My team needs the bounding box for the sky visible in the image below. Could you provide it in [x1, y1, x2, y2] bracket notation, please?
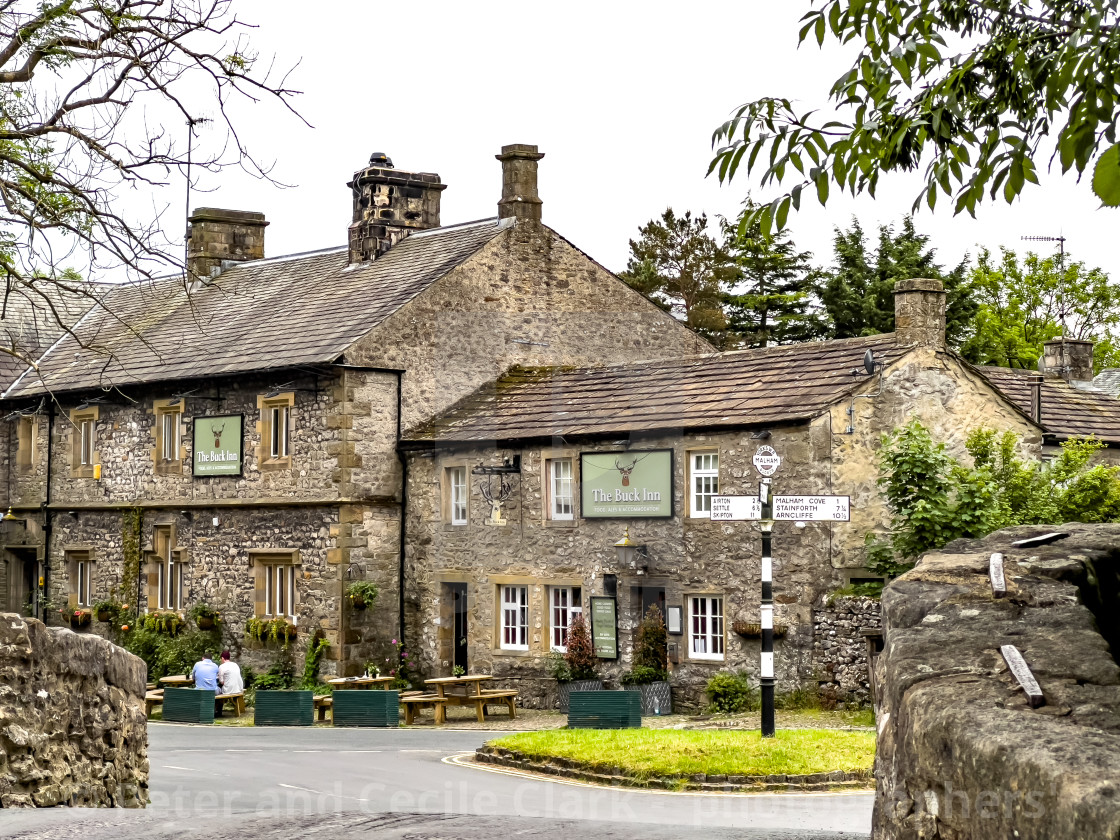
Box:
[173, 0, 1118, 279]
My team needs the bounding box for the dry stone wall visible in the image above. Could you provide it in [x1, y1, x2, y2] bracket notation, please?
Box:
[0, 613, 147, 808]
[873, 524, 1120, 839]
[812, 595, 880, 704]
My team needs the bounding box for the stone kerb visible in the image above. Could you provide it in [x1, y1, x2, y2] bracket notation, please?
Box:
[0, 613, 149, 808]
[872, 524, 1120, 839]
[474, 745, 869, 792]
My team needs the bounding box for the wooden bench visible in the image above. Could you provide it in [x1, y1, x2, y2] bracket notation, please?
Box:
[400, 693, 448, 725]
[477, 689, 518, 720]
[144, 689, 164, 718]
[216, 691, 246, 717]
[313, 694, 333, 722]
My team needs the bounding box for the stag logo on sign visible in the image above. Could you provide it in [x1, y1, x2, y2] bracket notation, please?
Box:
[210, 421, 225, 449]
[614, 455, 638, 486]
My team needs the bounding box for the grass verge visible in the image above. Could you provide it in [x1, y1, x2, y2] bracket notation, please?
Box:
[489, 728, 875, 780]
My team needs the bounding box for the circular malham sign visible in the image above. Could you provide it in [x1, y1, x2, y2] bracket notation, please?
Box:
[753, 445, 781, 476]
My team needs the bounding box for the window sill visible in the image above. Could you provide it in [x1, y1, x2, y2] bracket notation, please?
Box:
[542, 519, 577, 529]
[154, 461, 184, 476]
[687, 655, 726, 664]
[494, 647, 532, 657]
[260, 458, 293, 472]
[70, 466, 97, 479]
[441, 522, 469, 532]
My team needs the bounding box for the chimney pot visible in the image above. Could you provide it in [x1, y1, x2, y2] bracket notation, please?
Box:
[187, 207, 268, 283]
[893, 278, 946, 350]
[496, 143, 544, 222]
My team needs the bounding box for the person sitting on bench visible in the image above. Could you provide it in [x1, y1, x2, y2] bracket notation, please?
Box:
[216, 650, 244, 717]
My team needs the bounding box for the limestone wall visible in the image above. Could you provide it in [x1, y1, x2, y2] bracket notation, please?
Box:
[873, 524, 1120, 839]
[404, 425, 845, 709]
[812, 595, 880, 703]
[830, 347, 1041, 569]
[0, 613, 148, 807]
[345, 218, 714, 432]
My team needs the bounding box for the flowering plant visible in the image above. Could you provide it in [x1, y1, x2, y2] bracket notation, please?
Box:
[384, 638, 414, 690]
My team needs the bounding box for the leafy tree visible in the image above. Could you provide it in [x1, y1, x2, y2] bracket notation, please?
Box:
[619, 208, 735, 342]
[870, 420, 1120, 576]
[814, 216, 974, 342]
[710, 1, 1120, 236]
[0, 1, 302, 370]
[960, 248, 1120, 372]
[721, 201, 824, 347]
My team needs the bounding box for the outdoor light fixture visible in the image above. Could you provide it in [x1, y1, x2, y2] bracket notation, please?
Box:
[2, 506, 25, 526]
[614, 527, 650, 575]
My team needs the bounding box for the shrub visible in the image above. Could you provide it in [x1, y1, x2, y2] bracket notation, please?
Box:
[545, 649, 572, 683]
[564, 614, 598, 681]
[119, 627, 221, 682]
[623, 604, 668, 684]
[705, 671, 756, 714]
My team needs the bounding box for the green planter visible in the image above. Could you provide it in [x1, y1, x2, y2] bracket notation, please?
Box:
[163, 687, 215, 724]
[568, 690, 642, 729]
[333, 690, 399, 727]
[254, 690, 314, 726]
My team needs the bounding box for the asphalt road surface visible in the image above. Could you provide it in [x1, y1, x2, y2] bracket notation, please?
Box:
[0, 724, 873, 839]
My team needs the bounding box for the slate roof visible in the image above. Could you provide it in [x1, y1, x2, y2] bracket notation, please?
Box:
[978, 366, 1120, 443]
[404, 334, 905, 444]
[1093, 368, 1120, 397]
[0, 282, 99, 390]
[4, 219, 505, 397]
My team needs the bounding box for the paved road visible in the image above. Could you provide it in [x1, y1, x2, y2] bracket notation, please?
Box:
[0, 725, 873, 839]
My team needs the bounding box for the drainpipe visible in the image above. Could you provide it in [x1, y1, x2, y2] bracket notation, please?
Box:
[395, 371, 406, 647]
[40, 401, 54, 622]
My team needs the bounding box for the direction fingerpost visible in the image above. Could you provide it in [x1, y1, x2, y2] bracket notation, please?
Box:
[759, 476, 775, 738]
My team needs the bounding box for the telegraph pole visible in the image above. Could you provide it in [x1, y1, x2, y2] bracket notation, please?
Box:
[759, 476, 775, 737]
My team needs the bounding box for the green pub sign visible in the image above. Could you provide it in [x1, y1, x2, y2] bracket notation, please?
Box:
[580, 449, 673, 518]
[589, 596, 618, 660]
[192, 414, 243, 477]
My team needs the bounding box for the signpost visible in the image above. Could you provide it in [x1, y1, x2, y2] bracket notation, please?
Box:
[711, 494, 850, 522]
[717, 444, 854, 737]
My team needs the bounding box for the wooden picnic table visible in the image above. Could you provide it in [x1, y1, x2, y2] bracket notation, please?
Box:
[159, 675, 194, 687]
[415, 675, 517, 724]
[326, 676, 396, 690]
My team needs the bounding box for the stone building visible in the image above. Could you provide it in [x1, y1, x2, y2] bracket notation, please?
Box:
[397, 279, 1108, 708]
[0, 145, 710, 677]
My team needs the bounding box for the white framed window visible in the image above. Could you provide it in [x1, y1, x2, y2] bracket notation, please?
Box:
[270, 405, 290, 459]
[75, 559, 93, 607]
[160, 411, 180, 462]
[79, 419, 95, 466]
[500, 585, 528, 650]
[550, 586, 582, 651]
[550, 458, 574, 520]
[265, 563, 297, 619]
[157, 555, 185, 611]
[689, 596, 725, 660]
[690, 452, 719, 517]
[449, 466, 468, 525]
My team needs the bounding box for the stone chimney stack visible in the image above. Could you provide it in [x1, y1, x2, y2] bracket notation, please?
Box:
[1041, 338, 1094, 384]
[496, 144, 544, 222]
[348, 153, 446, 264]
[893, 278, 947, 350]
[187, 208, 268, 282]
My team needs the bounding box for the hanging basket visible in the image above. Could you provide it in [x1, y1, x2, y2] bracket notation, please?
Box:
[732, 621, 788, 639]
[69, 611, 92, 629]
[96, 609, 114, 623]
[197, 616, 216, 630]
[348, 595, 369, 611]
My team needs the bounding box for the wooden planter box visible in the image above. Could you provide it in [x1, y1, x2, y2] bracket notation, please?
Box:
[333, 690, 399, 727]
[254, 690, 314, 726]
[568, 690, 642, 729]
[163, 687, 215, 724]
[557, 679, 603, 713]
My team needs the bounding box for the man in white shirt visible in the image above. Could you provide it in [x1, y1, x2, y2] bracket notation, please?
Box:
[216, 650, 244, 716]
